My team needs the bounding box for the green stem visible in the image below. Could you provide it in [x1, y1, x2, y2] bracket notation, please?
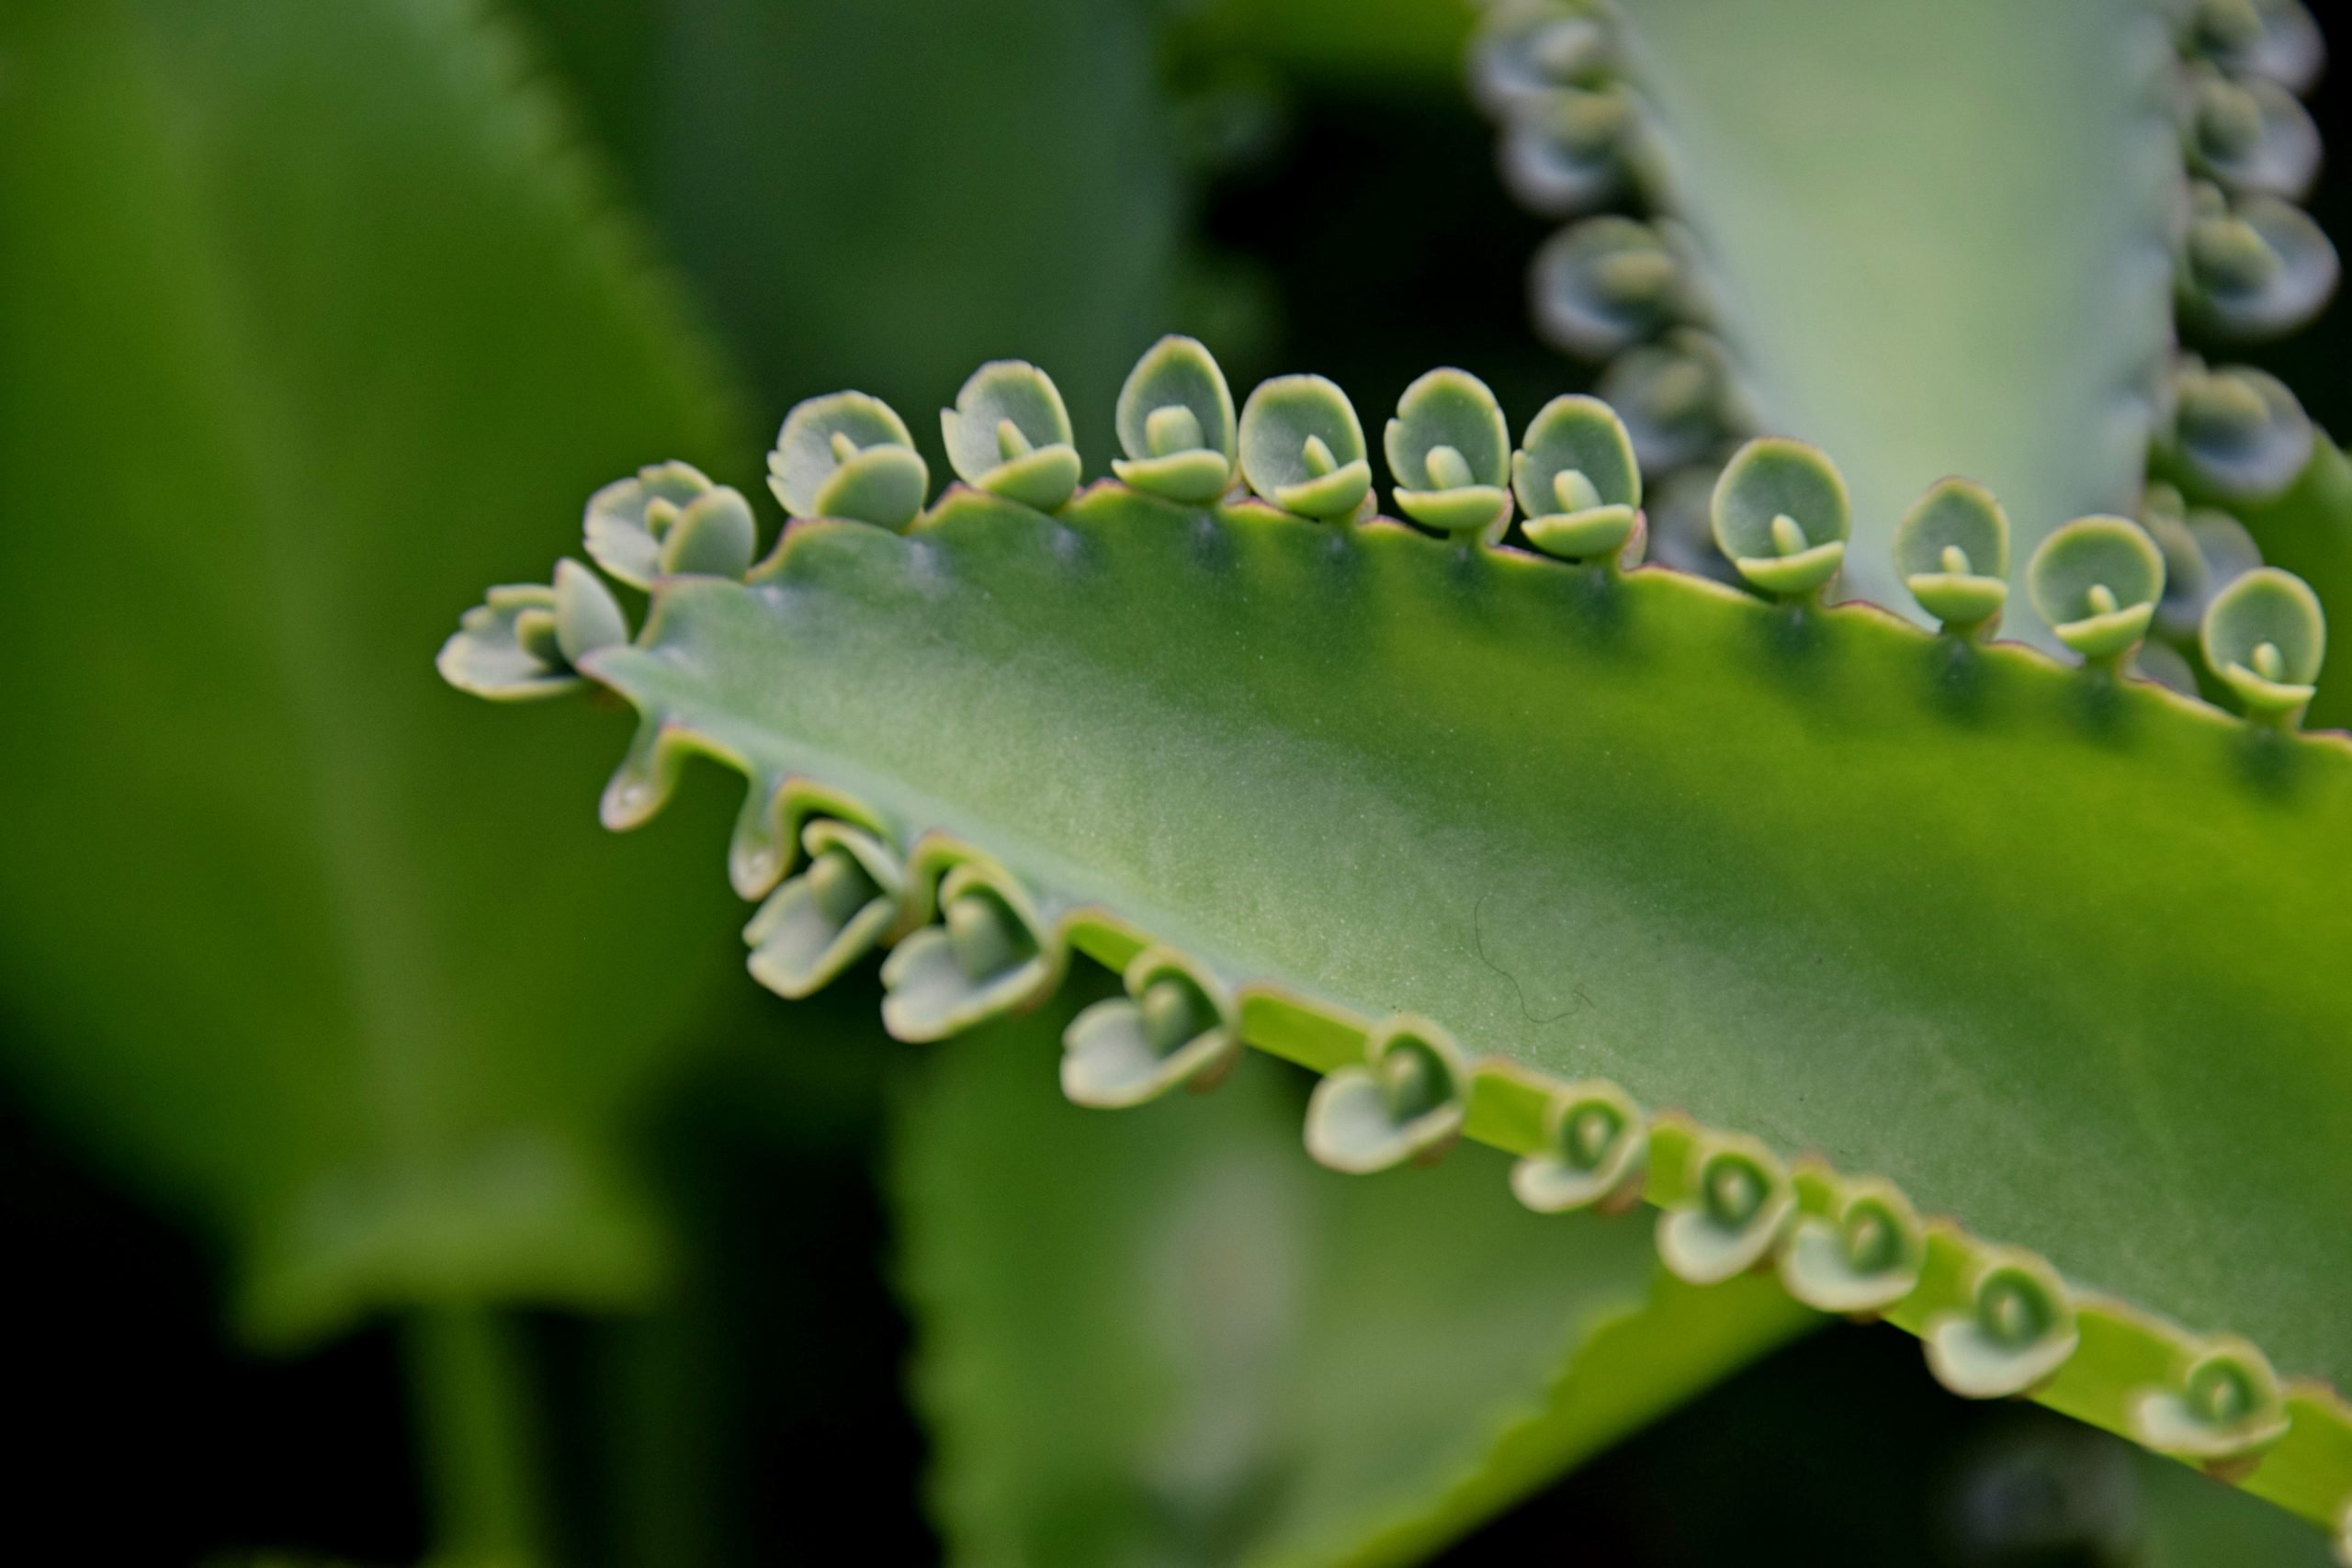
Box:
[405, 1306, 550, 1568]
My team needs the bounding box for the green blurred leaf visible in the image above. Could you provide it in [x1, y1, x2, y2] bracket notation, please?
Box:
[897, 983, 1813, 1566]
[0, 0, 748, 1344]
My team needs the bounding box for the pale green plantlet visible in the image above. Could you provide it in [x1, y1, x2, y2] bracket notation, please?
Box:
[1511, 392, 1643, 562]
[1110, 333, 1237, 502]
[1927, 1250, 2081, 1400]
[2179, 183, 2341, 340]
[2184, 0, 2324, 91]
[1530, 214, 1688, 357]
[941, 358, 1081, 512]
[583, 458, 717, 589]
[880, 860, 1057, 1043]
[2145, 484, 2265, 643]
[743, 818, 904, 1000]
[437, 582, 579, 701]
[2201, 565, 2327, 722]
[1655, 1133, 1792, 1288]
[2028, 515, 2167, 665]
[1498, 83, 1631, 216]
[1893, 477, 2012, 636]
[1509, 1079, 1647, 1213]
[1597, 327, 1735, 473]
[1385, 367, 1514, 537]
[1710, 434, 1849, 599]
[2184, 64, 2320, 197]
[2132, 1337, 2292, 1462]
[769, 389, 930, 531]
[655, 485, 758, 580]
[1779, 1175, 1927, 1318]
[1303, 1018, 1468, 1175]
[1059, 946, 1239, 1109]
[1238, 371, 1374, 520]
[2166, 359, 2315, 501]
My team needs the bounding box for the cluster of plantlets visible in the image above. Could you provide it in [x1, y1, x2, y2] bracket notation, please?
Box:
[1470, 0, 2338, 695]
[442, 330, 2352, 1544]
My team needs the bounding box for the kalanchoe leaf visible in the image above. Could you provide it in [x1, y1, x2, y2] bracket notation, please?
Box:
[1110, 334, 1237, 503]
[1238, 373, 1373, 521]
[553, 558, 628, 665]
[1894, 478, 2011, 636]
[583, 459, 715, 589]
[1385, 367, 1514, 538]
[2028, 516, 2166, 665]
[1512, 393, 1644, 562]
[2130, 1337, 2291, 1463]
[1532, 216, 1689, 357]
[768, 390, 930, 531]
[1657, 1133, 1793, 1287]
[2201, 566, 2326, 723]
[2165, 359, 2315, 502]
[1926, 1249, 2080, 1398]
[1779, 1176, 1926, 1317]
[2184, 65, 2321, 199]
[881, 861, 1059, 1043]
[1711, 436, 1849, 600]
[1597, 328, 1736, 474]
[2182, 0, 2325, 96]
[1468, 0, 1611, 118]
[1303, 1017, 1467, 1175]
[2145, 491, 2262, 644]
[941, 360, 1081, 512]
[744, 819, 904, 1000]
[2177, 184, 2339, 341]
[656, 485, 758, 580]
[1060, 947, 1239, 1110]
[1498, 85, 1631, 217]
[435, 582, 581, 701]
[1509, 1079, 1646, 1213]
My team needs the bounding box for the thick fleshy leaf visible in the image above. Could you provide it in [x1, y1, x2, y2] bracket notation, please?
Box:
[898, 986, 1814, 1567]
[0, 0, 746, 1342]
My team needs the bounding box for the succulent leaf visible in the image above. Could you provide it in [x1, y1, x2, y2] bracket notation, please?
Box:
[1656, 1132, 1794, 1287]
[769, 390, 929, 530]
[1238, 372, 1374, 520]
[881, 858, 1060, 1043]
[1510, 1079, 1648, 1213]
[1304, 1017, 1469, 1174]
[2178, 184, 2339, 341]
[1894, 478, 2011, 636]
[744, 819, 905, 1000]
[2027, 516, 2167, 664]
[942, 359, 1082, 512]
[1779, 1176, 1926, 1317]
[584, 459, 717, 588]
[437, 582, 582, 701]
[2165, 359, 2315, 502]
[1060, 947, 1240, 1109]
[1531, 215, 1688, 356]
[2130, 1336, 2291, 1462]
[1925, 1249, 2080, 1399]
[654, 486, 758, 580]
[2184, 65, 2322, 198]
[1513, 392, 1644, 562]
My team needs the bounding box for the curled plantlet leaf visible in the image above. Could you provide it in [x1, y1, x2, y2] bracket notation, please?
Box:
[2181, 0, 2324, 96]
[2201, 566, 2326, 725]
[655, 486, 757, 580]
[1893, 478, 2011, 637]
[744, 819, 904, 1000]
[1511, 393, 1642, 563]
[1656, 1133, 1793, 1287]
[2165, 359, 2314, 502]
[1238, 373, 1373, 522]
[1711, 436, 1849, 601]
[1925, 1248, 2079, 1398]
[1385, 368, 1514, 539]
[1111, 335, 1237, 504]
[2184, 65, 2320, 199]
[2143, 490, 2261, 644]
[583, 459, 717, 588]
[880, 861, 1057, 1042]
[1531, 217, 1688, 357]
[1778, 1176, 1925, 1317]
[1060, 947, 1239, 1109]
[941, 360, 1081, 512]
[768, 390, 930, 531]
[435, 560, 628, 701]
[2130, 1336, 2290, 1465]
[1508, 1079, 1645, 1213]
[1469, 0, 1611, 119]
[2177, 183, 2339, 341]
[1302, 1017, 1467, 1175]
[1597, 329, 1735, 474]
[2028, 517, 2165, 667]
[1498, 85, 1631, 217]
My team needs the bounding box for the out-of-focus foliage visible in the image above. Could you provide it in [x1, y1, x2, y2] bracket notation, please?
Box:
[0, 0, 748, 1345]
